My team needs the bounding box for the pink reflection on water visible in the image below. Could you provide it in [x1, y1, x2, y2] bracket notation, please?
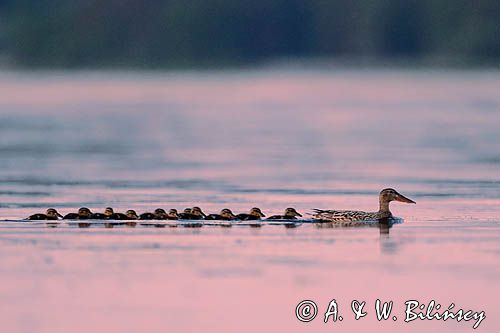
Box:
[0, 223, 498, 333]
[0, 70, 499, 332]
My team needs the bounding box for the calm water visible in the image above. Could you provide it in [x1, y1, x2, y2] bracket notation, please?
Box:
[0, 69, 499, 332]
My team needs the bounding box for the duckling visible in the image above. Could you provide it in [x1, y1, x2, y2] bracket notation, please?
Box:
[63, 207, 92, 220]
[126, 210, 138, 219]
[108, 210, 129, 220]
[205, 208, 236, 221]
[96, 207, 115, 228]
[178, 207, 206, 220]
[167, 209, 179, 220]
[90, 207, 114, 219]
[235, 207, 265, 221]
[28, 208, 63, 220]
[139, 211, 156, 220]
[191, 206, 206, 220]
[266, 207, 302, 220]
[154, 208, 168, 220]
[63, 207, 93, 228]
[178, 208, 192, 219]
[124, 210, 138, 227]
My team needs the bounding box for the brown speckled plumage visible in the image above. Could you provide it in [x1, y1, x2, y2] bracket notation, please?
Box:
[312, 188, 415, 224]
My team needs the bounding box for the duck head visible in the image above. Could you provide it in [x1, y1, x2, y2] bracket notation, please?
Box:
[183, 208, 192, 214]
[220, 208, 236, 219]
[249, 207, 265, 217]
[284, 207, 302, 218]
[78, 207, 92, 218]
[379, 188, 416, 212]
[380, 188, 416, 204]
[126, 210, 138, 219]
[46, 208, 63, 219]
[191, 207, 206, 218]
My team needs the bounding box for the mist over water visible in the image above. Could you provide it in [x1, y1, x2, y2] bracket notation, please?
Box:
[0, 69, 499, 332]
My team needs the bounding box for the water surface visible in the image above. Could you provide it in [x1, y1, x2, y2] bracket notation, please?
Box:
[0, 69, 499, 332]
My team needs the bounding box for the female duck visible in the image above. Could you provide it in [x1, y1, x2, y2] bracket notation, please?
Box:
[266, 208, 302, 220]
[235, 207, 265, 220]
[312, 188, 415, 223]
[205, 208, 237, 220]
[28, 208, 63, 220]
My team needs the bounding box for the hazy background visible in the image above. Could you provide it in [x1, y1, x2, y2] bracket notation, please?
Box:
[0, 0, 499, 68]
[1, 2, 500, 333]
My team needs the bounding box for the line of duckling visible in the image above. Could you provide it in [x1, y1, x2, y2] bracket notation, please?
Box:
[23, 188, 416, 228]
[27, 207, 303, 226]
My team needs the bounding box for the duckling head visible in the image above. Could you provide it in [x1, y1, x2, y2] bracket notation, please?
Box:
[191, 207, 206, 217]
[78, 207, 92, 218]
[250, 207, 265, 217]
[379, 188, 416, 205]
[126, 210, 138, 219]
[104, 207, 114, 217]
[46, 208, 63, 218]
[220, 208, 235, 219]
[168, 209, 178, 218]
[284, 207, 302, 217]
[183, 208, 192, 214]
[154, 208, 167, 216]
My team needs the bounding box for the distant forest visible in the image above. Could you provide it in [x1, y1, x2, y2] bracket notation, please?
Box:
[0, 0, 499, 68]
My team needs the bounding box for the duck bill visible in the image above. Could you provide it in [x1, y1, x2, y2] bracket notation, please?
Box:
[57, 213, 63, 218]
[295, 212, 303, 217]
[259, 212, 266, 217]
[396, 193, 416, 204]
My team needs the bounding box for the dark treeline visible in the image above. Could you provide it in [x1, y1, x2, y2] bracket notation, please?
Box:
[0, 0, 499, 68]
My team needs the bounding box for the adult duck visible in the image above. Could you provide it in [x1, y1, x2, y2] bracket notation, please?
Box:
[311, 188, 415, 223]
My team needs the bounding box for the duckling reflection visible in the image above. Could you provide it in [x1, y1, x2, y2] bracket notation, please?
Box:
[205, 208, 236, 221]
[266, 208, 302, 220]
[28, 208, 63, 220]
[235, 207, 265, 221]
